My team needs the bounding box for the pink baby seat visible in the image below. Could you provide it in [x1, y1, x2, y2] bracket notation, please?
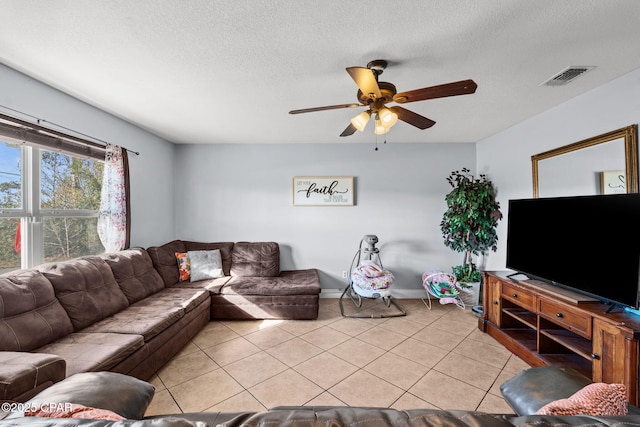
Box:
[421, 271, 465, 309]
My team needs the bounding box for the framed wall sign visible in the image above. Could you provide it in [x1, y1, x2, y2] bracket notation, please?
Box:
[293, 176, 354, 206]
[601, 170, 626, 194]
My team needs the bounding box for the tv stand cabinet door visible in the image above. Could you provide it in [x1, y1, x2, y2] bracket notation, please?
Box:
[592, 318, 639, 405]
[485, 273, 502, 326]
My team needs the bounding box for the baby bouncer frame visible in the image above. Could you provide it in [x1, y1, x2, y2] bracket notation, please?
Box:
[339, 235, 406, 318]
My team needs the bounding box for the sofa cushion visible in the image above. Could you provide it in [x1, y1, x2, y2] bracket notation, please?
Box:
[20, 372, 155, 419]
[0, 352, 65, 402]
[0, 269, 74, 351]
[147, 240, 188, 287]
[36, 332, 144, 376]
[183, 241, 234, 276]
[230, 242, 279, 277]
[137, 288, 210, 314]
[222, 269, 321, 296]
[80, 301, 184, 342]
[38, 257, 129, 331]
[171, 276, 231, 294]
[101, 248, 165, 304]
[239, 408, 520, 427]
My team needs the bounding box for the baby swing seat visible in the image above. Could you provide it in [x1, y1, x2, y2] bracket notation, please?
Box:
[350, 261, 394, 298]
[339, 235, 406, 318]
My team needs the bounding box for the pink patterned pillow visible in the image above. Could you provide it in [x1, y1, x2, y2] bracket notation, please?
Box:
[25, 403, 125, 420]
[536, 383, 628, 416]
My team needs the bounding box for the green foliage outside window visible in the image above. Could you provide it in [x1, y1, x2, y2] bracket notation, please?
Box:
[41, 152, 104, 261]
[0, 218, 20, 271]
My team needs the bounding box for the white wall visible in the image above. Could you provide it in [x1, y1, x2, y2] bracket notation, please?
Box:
[0, 64, 176, 247]
[175, 142, 476, 291]
[477, 67, 640, 271]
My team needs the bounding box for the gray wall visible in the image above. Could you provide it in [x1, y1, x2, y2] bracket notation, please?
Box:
[0, 64, 176, 247]
[477, 67, 640, 271]
[175, 142, 476, 291]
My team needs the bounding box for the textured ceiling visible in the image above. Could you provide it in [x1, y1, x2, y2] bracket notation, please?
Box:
[1, 1, 640, 145]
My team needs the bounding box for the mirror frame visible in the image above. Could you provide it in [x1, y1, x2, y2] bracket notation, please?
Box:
[531, 124, 638, 198]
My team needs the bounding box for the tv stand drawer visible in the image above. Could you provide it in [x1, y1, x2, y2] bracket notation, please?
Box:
[501, 282, 535, 311]
[539, 297, 592, 339]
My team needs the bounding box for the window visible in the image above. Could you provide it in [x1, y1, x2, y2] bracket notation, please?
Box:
[0, 141, 104, 272]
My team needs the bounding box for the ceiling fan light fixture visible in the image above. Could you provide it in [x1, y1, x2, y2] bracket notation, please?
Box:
[350, 110, 371, 132]
[374, 116, 389, 135]
[378, 107, 398, 128]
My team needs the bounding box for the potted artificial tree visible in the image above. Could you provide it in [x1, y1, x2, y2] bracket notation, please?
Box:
[440, 168, 503, 306]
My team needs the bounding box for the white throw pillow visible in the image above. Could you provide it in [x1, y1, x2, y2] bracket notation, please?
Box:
[188, 249, 224, 281]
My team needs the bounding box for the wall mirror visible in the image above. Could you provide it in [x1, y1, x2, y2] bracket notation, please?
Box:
[532, 125, 638, 198]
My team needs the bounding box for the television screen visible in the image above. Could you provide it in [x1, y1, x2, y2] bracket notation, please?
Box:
[506, 193, 640, 309]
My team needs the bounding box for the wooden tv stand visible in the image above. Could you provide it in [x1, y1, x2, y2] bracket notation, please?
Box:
[479, 271, 640, 405]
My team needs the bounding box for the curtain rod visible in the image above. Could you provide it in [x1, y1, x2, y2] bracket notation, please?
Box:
[0, 106, 140, 156]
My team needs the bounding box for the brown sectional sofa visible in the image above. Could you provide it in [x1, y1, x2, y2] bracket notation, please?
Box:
[3, 371, 640, 427]
[147, 240, 321, 320]
[0, 241, 320, 403]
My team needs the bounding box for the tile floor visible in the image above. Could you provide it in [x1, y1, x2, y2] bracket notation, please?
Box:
[145, 298, 528, 416]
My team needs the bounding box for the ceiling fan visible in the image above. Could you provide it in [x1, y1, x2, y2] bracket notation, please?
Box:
[289, 60, 477, 137]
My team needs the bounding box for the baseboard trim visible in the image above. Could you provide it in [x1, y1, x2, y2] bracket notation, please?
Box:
[320, 289, 426, 299]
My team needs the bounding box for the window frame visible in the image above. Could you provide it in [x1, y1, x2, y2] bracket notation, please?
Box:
[0, 144, 103, 269]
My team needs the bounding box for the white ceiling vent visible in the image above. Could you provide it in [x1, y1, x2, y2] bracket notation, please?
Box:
[541, 66, 596, 86]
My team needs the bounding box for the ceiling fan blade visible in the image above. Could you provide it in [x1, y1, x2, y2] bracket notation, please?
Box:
[393, 79, 477, 104]
[339, 122, 357, 137]
[346, 67, 382, 99]
[390, 106, 436, 130]
[289, 103, 360, 114]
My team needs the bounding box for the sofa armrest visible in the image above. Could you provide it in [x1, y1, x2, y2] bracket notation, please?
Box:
[0, 352, 65, 403]
[500, 366, 640, 415]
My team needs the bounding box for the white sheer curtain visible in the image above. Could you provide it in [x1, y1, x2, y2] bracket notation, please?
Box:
[98, 144, 129, 252]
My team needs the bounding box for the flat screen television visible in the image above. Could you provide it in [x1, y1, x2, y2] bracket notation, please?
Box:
[506, 193, 640, 310]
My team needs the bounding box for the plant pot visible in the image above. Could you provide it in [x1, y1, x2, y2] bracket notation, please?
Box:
[459, 281, 481, 306]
